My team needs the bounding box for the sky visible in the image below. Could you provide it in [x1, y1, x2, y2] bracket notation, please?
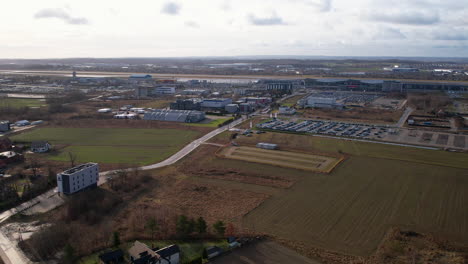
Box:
[1, 0, 467, 58]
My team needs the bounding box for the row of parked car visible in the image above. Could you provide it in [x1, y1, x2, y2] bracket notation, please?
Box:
[257, 119, 390, 140]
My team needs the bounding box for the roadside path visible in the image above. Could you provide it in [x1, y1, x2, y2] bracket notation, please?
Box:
[396, 107, 414, 128]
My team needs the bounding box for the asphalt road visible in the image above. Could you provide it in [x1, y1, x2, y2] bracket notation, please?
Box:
[0, 116, 247, 264]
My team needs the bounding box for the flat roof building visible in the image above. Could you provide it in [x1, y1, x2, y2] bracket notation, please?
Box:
[144, 109, 205, 123]
[57, 163, 99, 195]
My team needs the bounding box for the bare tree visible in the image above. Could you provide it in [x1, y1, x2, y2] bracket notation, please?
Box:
[28, 156, 40, 178]
[68, 152, 77, 167]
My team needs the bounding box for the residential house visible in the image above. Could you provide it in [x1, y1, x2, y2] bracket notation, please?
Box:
[129, 241, 160, 264]
[154, 245, 180, 264]
[129, 241, 180, 264]
[31, 141, 51, 153]
[0, 151, 24, 168]
[99, 249, 124, 264]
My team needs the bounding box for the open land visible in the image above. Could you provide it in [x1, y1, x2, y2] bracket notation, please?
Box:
[203, 131, 468, 257]
[0, 98, 46, 109]
[300, 107, 404, 124]
[220, 146, 342, 173]
[210, 240, 323, 264]
[11, 126, 202, 166]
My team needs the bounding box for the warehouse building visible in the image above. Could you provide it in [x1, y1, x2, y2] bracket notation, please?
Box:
[144, 109, 205, 123]
[57, 163, 99, 195]
[225, 104, 239, 113]
[201, 98, 232, 109]
[304, 78, 468, 92]
[305, 96, 344, 109]
[135, 86, 176, 98]
[170, 99, 202, 111]
[154, 86, 176, 95]
[181, 89, 209, 96]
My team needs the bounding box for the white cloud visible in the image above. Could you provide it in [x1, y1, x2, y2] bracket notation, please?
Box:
[185, 21, 200, 28]
[368, 10, 440, 25]
[161, 2, 181, 15]
[248, 13, 287, 26]
[34, 8, 89, 25]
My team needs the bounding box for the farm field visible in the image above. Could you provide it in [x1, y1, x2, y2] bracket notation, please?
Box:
[242, 155, 468, 255]
[0, 98, 46, 109]
[11, 127, 201, 165]
[203, 131, 468, 256]
[220, 146, 342, 173]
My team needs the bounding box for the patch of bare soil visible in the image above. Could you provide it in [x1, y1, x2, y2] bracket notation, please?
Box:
[192, 168, 294, 188]
[301, 108, 403, 124]
[275, 228, 468, 264]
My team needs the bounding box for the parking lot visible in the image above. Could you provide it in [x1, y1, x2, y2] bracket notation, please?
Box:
[257, 118, 467, 150]
[257, 119, 392, 140]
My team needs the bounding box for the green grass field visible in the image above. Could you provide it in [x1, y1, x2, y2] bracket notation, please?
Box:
[204, 131, 468, 256]
[12, 127, 200, 165]
[0, 98, 47, 109]
[214, 131, 468, 169]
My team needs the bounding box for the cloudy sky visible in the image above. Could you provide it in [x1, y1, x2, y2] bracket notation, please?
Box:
[1, 0, 467, 58]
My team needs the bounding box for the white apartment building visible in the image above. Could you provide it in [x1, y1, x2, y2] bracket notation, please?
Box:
[57, 163, 99, 195]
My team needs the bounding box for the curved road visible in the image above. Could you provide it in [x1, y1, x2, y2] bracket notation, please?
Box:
[0, 116, 247, 264]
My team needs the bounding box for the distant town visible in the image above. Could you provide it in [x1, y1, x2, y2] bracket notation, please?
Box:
[0, 57, 467, 264]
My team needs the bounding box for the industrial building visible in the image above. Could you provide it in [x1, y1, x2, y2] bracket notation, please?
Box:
[144, 109, 205, 123]
[279, 106, 296, 115]
[305, 96, 344, 109]
[181, 89, 209, 96]
[242, 97, 272, 106]
[57, 163, 99, 195]
[154, 86, 176, 95]
[225, 104, 239, 113]
[170, 99, 202, 111]
[304, 78, 468, 92]
[201, 98, 232, 109]
[135, 86, 176, 98]
[0, 121, 10, 132]
[239, 103, 253, 113]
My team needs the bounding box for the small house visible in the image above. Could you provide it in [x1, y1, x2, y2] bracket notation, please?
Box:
[154, 245, 180, 264]
[31, 141, 51, 153]
[0, 151, 24, 168]
[99, 249, 124, 264]
[129, 241, 160, 264]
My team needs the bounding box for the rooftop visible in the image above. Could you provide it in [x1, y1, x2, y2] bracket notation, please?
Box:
[61, 162, 98, 175]
[128, 241, 160, 260]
